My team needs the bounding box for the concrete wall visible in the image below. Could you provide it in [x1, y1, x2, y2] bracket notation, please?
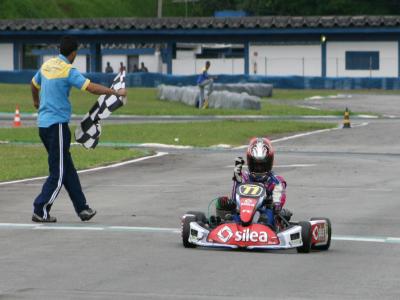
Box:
[43, 54, 87, 73]
[176, 50, 196, 60]
[172, 58, 244, 75]
[326, 41, 398, 77]
[0, 43, 14, 71]
[73, 55, 87, 73]
[249, 44, 322, 76]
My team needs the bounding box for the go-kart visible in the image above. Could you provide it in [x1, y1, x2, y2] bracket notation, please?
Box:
[181, 183, 331, 253]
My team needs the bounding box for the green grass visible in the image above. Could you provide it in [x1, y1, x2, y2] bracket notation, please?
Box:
[0, 120, 335, 147]
[0, 0, 195, 19]
[0, 84, 347, 116]
[0, 144, 149, 181]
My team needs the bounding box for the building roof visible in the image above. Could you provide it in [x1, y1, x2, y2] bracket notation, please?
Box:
[1, 15, 400, 31]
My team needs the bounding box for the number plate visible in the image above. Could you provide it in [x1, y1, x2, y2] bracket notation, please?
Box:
[237, 184, 264, 197]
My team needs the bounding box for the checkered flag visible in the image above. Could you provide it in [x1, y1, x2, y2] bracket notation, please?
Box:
[75, 71, 126, 149]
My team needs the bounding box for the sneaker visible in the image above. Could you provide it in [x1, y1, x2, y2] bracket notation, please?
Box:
[79, 208, 97, 221]
[32, 213, 57, 223]
[202, 99, 209, 109]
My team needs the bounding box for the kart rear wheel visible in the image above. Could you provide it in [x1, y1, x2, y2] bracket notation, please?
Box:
[186, 211, 207, 224]
[297, 221, 312, 253]
[310, 217, 332, 251]
[182, 215, 196, 248]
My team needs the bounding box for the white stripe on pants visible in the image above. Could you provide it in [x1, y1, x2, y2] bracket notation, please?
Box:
[43, 124, 64, 219]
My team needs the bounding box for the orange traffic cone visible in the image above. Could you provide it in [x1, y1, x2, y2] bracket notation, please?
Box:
[13, 105, 21, 127]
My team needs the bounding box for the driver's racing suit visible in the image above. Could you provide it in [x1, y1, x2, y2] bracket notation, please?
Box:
[215, 169, 287, 228]
[232, 171, 287, 211]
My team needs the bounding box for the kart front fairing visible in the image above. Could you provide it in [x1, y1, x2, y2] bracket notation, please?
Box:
[187, 221, 303, 250]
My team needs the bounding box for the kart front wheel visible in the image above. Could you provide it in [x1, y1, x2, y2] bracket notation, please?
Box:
[297, 221, 312, 253]
[182, 215, 196, 248]
[310, 217, 332, 251]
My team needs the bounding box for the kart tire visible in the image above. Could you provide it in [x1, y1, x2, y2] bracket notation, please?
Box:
[297, 221, 312, 253]
[186, 211, 207, 224]
[182, 215, 196, 248]
[310, 217, 332, 251]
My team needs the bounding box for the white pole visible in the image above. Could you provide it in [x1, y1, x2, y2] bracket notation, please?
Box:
[336, 57, 339, 77]
[265, 57, 267, 76]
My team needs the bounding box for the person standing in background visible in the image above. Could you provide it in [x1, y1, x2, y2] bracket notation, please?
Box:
[196, 61, 216, 109]
[105, 61, 113, 73]
[119, 61, 126, 73]
[140, 62, 148, 72]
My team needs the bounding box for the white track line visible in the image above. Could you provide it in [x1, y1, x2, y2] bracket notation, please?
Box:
[0, 122, 370, 185]
[0, 152, 168, 186]
[0, 223, 399, 244]
[233, 122, 369, 149]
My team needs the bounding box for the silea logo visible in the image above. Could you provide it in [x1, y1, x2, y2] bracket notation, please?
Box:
[217, 226, 268, 243]
[217, 226, 234, 243]
[312, 224, 326, 241]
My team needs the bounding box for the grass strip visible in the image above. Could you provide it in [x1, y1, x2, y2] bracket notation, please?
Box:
[0, 120, 335, 147]
[0, 144, 149, 182]
[0, 84, 345, 116]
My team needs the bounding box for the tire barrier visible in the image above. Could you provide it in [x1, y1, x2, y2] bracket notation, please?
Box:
[213, 83, 273, 97]
[158, 85, 261, 110]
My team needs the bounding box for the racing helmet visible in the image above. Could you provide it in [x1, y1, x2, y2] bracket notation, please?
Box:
[246, 137, 274, 177]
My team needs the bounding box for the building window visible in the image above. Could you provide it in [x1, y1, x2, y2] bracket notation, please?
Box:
[345, 51, 379, 70]
[22, 45, 45, 70]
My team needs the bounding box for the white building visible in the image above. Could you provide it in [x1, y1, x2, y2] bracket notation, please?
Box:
[1, 16, 400, 78]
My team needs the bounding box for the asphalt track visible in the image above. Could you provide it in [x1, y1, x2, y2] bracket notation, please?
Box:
[1, 97, 400, 299]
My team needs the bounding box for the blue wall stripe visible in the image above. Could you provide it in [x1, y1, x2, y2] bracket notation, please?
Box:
[2, 71, 400, 90]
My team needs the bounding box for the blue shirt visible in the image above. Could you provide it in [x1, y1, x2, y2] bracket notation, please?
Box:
[32, 54, 90, 128]
[196, 67, 209, 85]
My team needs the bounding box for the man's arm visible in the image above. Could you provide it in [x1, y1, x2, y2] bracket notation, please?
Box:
[31, 82, 40, 109]
[86, 82, 126, 97]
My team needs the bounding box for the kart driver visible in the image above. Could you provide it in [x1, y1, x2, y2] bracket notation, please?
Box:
[217, 137, 291, 229]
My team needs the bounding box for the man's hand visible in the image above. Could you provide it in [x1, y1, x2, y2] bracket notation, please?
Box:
[116, 88, 127, 97]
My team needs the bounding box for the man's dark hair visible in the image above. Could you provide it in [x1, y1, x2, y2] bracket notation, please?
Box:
[59, 36, 78, 57]
[206, 61, 210, 66]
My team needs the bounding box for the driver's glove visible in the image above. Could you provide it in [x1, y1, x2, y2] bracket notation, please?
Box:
[233, 157, 244, 183]
[272, 183, 284, 213]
